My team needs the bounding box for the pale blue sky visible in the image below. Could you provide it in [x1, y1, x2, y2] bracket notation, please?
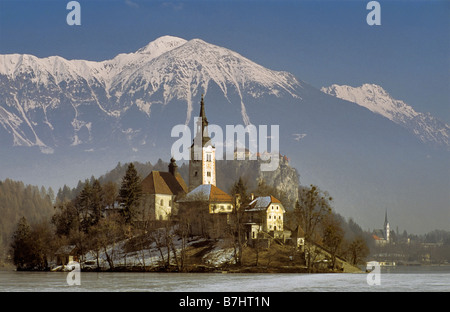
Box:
[0, 0, 448, 121]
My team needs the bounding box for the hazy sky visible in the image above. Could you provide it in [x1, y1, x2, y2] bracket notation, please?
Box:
[0, 0, 449, 122]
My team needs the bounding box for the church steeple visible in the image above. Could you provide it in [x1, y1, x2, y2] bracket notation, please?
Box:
[189, 95, 216, 191]
[200, 94, 207, 122]
[384, 209, 390, 243]
[196, 94, 210, 143]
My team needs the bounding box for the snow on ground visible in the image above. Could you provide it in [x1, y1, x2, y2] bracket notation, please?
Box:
[202, 241, 235, 266]
[80, 233, 235, 270]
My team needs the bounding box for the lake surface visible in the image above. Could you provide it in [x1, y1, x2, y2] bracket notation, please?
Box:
[0, 266, 449, 292]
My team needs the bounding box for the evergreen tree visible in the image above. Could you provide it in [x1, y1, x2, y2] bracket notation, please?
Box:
[118, 163, 142, 223]
[102, 181, 118, 209]
[47, 187, 55, 204]
[10, 217, 32, 270]
[52, 201, 79, 237]
[231, 177, 249, 207]
[76, 180, 93, 231]
[91, 179, 104, 225]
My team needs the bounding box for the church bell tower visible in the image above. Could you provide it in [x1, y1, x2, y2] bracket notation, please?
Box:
[189, 95, 216, 191]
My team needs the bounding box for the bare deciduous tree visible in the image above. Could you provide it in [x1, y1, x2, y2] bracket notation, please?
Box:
[294, 184, 333, 271]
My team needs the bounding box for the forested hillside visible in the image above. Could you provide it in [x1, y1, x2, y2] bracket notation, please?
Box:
[0, 179, 54, 262]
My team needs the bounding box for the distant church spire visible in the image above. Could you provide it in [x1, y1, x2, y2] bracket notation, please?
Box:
[384, 209, 390, 242]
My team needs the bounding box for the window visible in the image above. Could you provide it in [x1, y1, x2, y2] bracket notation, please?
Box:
[207, 171, 211, 177]
[160, 199, 164, 206]
[194, 171, 198, 177]
[206, 153, 212, 162]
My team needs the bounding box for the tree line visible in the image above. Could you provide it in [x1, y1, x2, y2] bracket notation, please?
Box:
[0, 179, 54, 264]
[9, 163, 143, 270]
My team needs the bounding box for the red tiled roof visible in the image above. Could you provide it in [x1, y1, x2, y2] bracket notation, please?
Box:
[209, 184, 233, 203]
[141, 171, 187, 196]
[372, 234, 383, 240]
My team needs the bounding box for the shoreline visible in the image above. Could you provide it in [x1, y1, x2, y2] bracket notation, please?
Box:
[9, 263, 340, 274]
[6, 261, 449, 274]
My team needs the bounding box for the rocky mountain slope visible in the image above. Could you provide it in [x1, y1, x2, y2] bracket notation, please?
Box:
[321, 83, 450, 150]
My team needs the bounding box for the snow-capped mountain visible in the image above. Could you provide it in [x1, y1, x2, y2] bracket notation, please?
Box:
[321, 84, 450, 149]
[0, 35, 301, 153]
[1, 36, 449, 233]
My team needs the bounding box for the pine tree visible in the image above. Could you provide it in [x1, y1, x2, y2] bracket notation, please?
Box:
[10, 217, 32, 270]
[118, 163, 142, 223]
[91, 179, 104, 225]
[231, 177, 250, 208]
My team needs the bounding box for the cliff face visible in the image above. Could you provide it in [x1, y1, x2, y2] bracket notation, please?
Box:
[258, 157, 300, 208]
[213, 156, 300, 209]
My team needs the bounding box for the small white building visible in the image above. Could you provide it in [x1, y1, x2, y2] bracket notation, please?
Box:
[244, 195, 286, 236]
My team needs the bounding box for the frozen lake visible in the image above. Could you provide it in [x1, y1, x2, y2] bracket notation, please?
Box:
[0, 266, 449, 292]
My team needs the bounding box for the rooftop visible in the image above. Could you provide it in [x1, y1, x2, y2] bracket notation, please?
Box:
[180, 184, 233, 203]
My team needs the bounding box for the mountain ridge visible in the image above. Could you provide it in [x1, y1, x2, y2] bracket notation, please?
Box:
[321, 83, 450, 150]
[0, 36, 304, 150]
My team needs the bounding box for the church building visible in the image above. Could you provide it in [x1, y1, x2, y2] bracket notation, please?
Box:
[178, 95, 235, 237]
[372, 210, 391, 245]
[140, 157, 187, 221]
[188, 95, 216, 191]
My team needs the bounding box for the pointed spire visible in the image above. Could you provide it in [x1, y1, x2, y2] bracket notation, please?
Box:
[196, 94, 210, 143]
[200, 94, 206, 119]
